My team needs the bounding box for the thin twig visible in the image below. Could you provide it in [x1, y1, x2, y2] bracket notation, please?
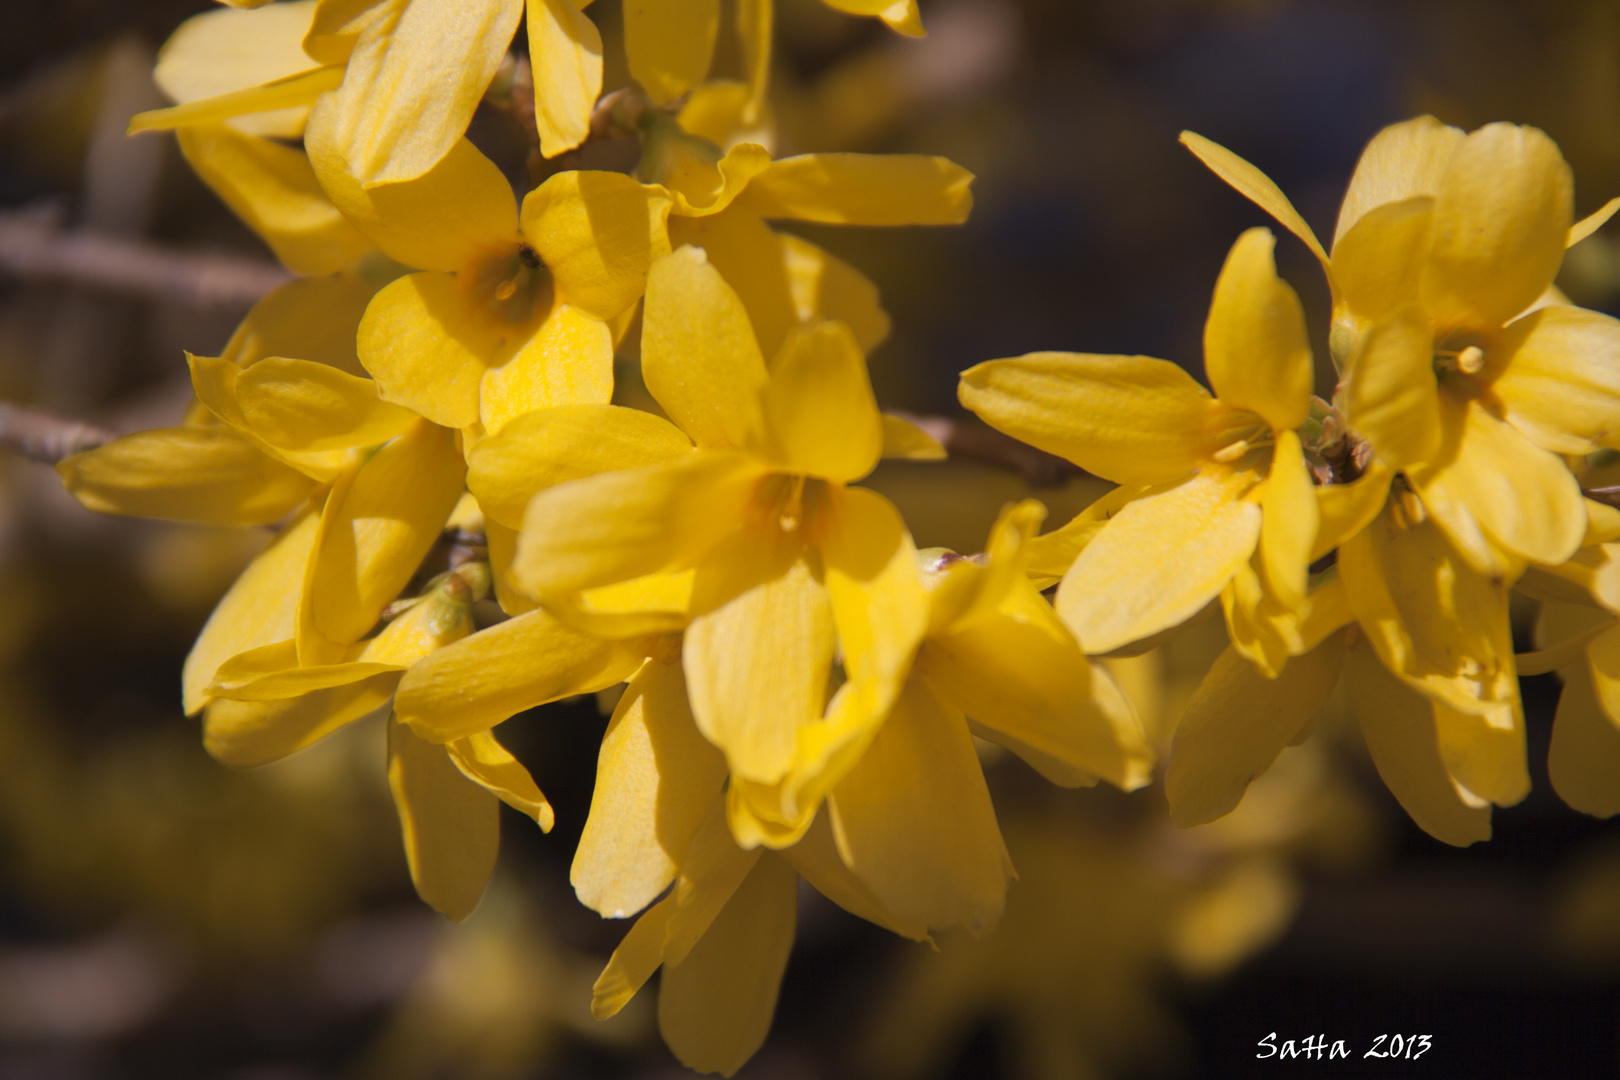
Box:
[1585, 485, 1620, 510]
[0, 403, 115, 464]
[0, 210, 290, 308]
[888, 411, 1085, 488]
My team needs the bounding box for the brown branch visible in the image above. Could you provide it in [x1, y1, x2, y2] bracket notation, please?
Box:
[0, 403, 115, 464]
[888, 411, 1085, 488]
[1585, 485, 1620, 510]
[0, 210, 290, 308]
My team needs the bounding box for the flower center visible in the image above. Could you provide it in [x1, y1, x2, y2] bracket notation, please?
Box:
[468, 243, 554, 325]
[752, 473, 833, 539]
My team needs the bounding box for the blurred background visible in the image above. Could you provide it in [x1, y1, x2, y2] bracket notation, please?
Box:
[3, 0, 1620, 1076]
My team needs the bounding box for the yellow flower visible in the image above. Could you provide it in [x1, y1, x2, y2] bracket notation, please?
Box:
[303, 109, 672, 440]
[959, 228, 1320, 674]
[1183, 119, 1620, 578]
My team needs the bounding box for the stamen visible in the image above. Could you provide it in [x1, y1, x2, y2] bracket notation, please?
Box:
[1457, 345, 1485, 374]
[1212, 439, 1250, 463]
[494, 278, 518, 301]
[779, 476, 807, 532]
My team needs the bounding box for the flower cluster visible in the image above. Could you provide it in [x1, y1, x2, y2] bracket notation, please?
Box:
[51, 0, 1620, 1072]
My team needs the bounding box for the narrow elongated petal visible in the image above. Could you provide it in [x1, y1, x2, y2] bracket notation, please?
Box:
[1057, 470, 1261, 654]
[394, 608, 651, 742]
[307, 94, 518, 271]
[1488, 305, 1620, 454]
[522, 171, 671, 320]
[685, 556, 835, 783]
[177, 126, 370, 276]
[1347, 642, 1491, 846]
[1421, 123, 1572, 332]
[324, 0, 523, 186]
[357, 272, 498, 429]
[879, 414, 945, 460]
[203, 673, 398, 767]
[780, 808, 930, 942]
[592, 896, 674, 1019]
[234, 357, 417, 452]
[829, 679, 1013, 934]
[484, 518, 535, 615]
[128, 66, 342, 134]
[658, 854, 796, 1078]
[528, 0, 602, 158]
[918, 587, 1152, 792]
[780, 232, 891, 353]
[59, 428, 316, 526]
[467, 404, 692, 528]
[183, 507, 320, 714]
[512, 452, 766, 597]
[669, 210, 798, 360]
[1333, 116, 1464, 246]
[387, 718, 499, 922]
[760, 321, 884, 482]
[1409, 396, 1584, 571]
[1433, 700, 1528, 807]
[188, 354, 359, 481]
[210, 641, 399, 699]
[152, 1, 322, 138]
[641, 247, 768, 450]
[478, 304, 615, 435]
[1203, 228, 1313, 431]
[959, 353, 1217, 485]
[736, 0, 771, 121]
[1550, 663, 1620, 817]
[302, 420, 465, 653]
[1257, 430, 1318, 609]
[446, 730, 554, 829]
[1344, 305, 1442, 468]
[574, 656, 728, 919]
[1179, 131, 1329, 268]
[1569, 197, 1620, 247]
[1167, 634, 1346, 827]
[1023, 482, 1150, 585]
[1584, 622, 1620, 729]
[624, 0, 718, 104]
[735, 154, 973, 225]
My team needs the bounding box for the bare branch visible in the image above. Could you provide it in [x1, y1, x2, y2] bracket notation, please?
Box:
[0, 209, 290, 308]
[887, 411, 1085, 488]
[0, 403, 116, 464]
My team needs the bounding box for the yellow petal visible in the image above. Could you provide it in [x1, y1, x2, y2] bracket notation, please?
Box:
[669, 210, 798, 360]
[58, 427, 316, 526]
[220, 274, 376, 375]
[1488, 305, 1620, 455]
[1433, 699, 1528, 807]
[467, 404, 692, 528]
[512, 451, 766, 596]
[664, 798, 764, 964]
[210, 640, 400, 700]
[829, 678, 1013, 934]
[302, 0, 393, 65]
[522, 171, 672, 320]
[760, 321, 884, 482]
[780, 231, 891, 353]
[735, 154, 973, 225]
[1310, 461, 1391, 560]
[1057, 470, 1261, 654]
[1549, 662, 1620, 817]
[736, 0, 771, 123]
[446, 729, 555, 830]
[128, 66, 342, 135]
[307, 94, 518, 271]
[1331, 197, 1435, 326]
[1344, 305, 1442, 468]
[478, 304, 615, 434]
[528, 0, 603, 158]
[781, 807, 929, 940]
[183, 506, 320, 714]
[484, 518, 536, 615]
[574, 655, 728, 918]
[1167, 634, 1346, 827]
[234, 356, 417, 452]
[176, 126, 370, 276]
[592, 895, 674, 1019]
[301, 420, 466, 655]
[624, 0, 717, 105]
[658, 853, 796, 1078]
[394, 608, 651, 742]
[545, 571, 696, 637]
[1023, 482, 1150, 585]
[959, 352, 1217, 485]
[1257, 430, 1318, 609]
[356, 272, 493, 429]
[685, 555, 834, 783]
[189, 353, 357, 482]
[1202, 228, 1313, 431]
[1409, 396, 1584, 571]
[152, 0, 321, 138]
[1420, 123, 1573, 332]
[1220, 557, 1297, 678]
[387, 718, 499, 921]
[1179, 130, 1329, 269]
[879, 414, 945, 461]
[1333, 115, 1464, 247]
[203, 672, 399, 768]
[1585, 621, 1620, 729]
[1569, 196, 1620, 247]
[641, 246, 768, 450]
[323, 0, 523, 186]
[1346, 641, 1491, 846]
[657, 140, 774, 218]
